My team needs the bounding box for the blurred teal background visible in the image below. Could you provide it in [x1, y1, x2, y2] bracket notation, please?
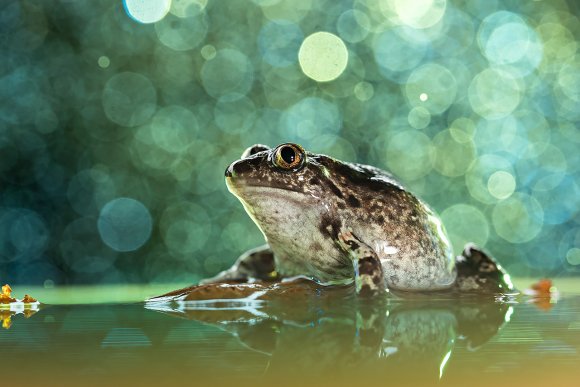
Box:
[0, 0, 579, 286]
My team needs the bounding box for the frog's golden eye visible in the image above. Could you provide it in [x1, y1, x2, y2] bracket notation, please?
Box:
[273, 143, 305, 170]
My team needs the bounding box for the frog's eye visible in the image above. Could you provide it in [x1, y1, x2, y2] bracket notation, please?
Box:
[273, 143, 305, 171]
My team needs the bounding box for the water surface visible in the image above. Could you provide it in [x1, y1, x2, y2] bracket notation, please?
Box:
[2, 281, 579, 386]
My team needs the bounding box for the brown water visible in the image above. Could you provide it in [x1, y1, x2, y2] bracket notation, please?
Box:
[1, 281, 579, 387]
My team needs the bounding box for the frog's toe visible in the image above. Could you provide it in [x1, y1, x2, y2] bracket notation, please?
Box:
[455, 244, 514, 293]
[357, 261, 384, 297]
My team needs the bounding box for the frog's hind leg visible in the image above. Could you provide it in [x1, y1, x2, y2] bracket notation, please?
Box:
[199, 245, 278, 284]
[337, 230, 385, 296]
[454, 244, 514, 294]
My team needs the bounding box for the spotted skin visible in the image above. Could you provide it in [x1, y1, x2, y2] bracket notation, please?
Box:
[453, 244, 513, 293]
[337, 230, 384, 296]
[200, 245, 278, 284]
[201, 143, 511, 295]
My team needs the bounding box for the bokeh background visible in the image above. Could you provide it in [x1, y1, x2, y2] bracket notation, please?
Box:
[1, 0, 579, 286]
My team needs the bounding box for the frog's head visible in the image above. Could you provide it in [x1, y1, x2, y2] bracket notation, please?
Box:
[225, 143, 341, 246]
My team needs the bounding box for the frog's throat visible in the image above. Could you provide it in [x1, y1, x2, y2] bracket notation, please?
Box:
[226, 176, 269, 241]
[225, 177, 323, 244]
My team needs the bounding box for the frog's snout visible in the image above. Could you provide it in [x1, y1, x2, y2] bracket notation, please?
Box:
[225, 163, 234, 178]
[225, 159, 244, 178]
[226, 157, 259, 179]
[225, 160, 243, 178]
[224, 162, 237, 193]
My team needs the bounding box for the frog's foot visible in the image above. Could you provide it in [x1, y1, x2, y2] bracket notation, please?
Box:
[199, 245, 279, 285]
[337, 231, 385, 296]
[454, 243, 514, 293]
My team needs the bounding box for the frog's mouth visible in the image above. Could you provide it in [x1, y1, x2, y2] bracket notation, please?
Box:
[226, 177, 320, 213]
[225, 176, 307, 196]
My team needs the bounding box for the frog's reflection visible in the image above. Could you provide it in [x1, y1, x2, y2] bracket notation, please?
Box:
[146, 281, 511, 381]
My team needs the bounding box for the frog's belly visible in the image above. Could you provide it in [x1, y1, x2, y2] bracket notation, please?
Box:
[276, 250, 456, 289]
[273, 245, 352, 284]
[272, 236, 456, 290]
[379, 254, 457, 291]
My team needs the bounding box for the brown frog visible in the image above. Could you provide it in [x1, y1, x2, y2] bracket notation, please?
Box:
[201, 143, 513, 296]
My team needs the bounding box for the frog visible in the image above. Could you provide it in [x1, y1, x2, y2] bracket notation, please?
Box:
[200, 143, 514, 296]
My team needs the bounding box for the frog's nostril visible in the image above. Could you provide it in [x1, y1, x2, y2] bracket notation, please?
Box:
[226, 160, 244, 178]
[225, 164, 235, 178]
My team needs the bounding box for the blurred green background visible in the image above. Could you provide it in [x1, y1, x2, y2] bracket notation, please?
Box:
[1, 0, 579, 286]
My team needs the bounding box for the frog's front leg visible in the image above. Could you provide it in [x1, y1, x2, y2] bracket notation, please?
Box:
[337, 231, 385, 296]
[199, 245, 278, 285]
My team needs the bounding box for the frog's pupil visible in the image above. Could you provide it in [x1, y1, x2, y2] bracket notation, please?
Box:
[281, 146, 296, 164]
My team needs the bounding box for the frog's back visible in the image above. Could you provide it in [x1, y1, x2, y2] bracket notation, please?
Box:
[322, 157, 457, 291]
